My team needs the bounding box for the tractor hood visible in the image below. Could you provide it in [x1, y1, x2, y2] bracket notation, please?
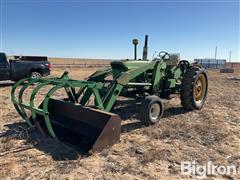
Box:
[111, 59, 151, 71]
[110, 60, 153, 78]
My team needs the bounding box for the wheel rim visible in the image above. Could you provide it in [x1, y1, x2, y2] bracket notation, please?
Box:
[194, 74, 207, 103]
[31, 73, 40, 79]
[149, 103, 161, 121]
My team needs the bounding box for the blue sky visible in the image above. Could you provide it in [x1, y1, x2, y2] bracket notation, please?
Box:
[0, 0, 239, 61]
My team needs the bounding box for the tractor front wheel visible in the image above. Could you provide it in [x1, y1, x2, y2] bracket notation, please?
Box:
[180, 66, 208, 110]
[139, 96, 164, 126]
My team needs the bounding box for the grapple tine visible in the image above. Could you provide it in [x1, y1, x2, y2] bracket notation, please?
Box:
[41, 82, 67, 138]
[18, 78, 43, 126]
[11, 78, 37, 127]
[29, 80, 57, 135]
[11, 78, 29, 122]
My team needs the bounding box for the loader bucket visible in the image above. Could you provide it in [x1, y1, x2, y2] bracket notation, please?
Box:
[33, 98, 121, 153]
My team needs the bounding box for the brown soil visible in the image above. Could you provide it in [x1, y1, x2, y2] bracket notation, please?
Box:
[0, 68, 239, 179]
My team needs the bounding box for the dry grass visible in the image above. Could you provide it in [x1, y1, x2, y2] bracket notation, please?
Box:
[49, 57, 110, 65]
[0, 68, 240, 179]
[50, 67, 100, 78]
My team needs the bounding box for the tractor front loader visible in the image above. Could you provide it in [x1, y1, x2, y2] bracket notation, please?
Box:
[11, 35, 208, 153]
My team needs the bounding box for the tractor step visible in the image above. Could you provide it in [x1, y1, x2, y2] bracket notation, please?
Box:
[127, 82, 152, 86]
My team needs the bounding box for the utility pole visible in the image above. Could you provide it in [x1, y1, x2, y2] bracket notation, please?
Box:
[229, 51, 232, 62]
[215, 46, 217, 60]
[142, 35, 148, 60]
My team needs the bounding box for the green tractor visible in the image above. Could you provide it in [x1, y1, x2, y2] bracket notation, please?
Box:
[11, 35, 208, 153]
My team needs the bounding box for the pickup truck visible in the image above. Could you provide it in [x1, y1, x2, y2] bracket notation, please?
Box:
[0, 52, 51, 82]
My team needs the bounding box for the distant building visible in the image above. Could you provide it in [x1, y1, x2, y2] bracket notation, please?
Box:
[194, 58, 226, 69]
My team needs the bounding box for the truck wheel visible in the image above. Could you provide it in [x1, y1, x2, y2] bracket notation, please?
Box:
[30, 72, 42, 79]
[180, 66, 208, 110]
[139, 95, 164, 126]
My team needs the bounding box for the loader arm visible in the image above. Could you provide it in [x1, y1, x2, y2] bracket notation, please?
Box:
[102, 60, 166, 111]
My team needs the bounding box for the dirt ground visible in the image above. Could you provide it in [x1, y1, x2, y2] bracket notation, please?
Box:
[0, 68, 239, 179]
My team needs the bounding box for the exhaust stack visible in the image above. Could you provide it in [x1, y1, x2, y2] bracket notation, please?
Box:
[142, 35, 148, 60]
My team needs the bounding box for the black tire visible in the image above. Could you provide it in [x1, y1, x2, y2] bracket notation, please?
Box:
[180, 66, 208, 110]
[139, 95, 164, 126]
[30, 71, 42, 79]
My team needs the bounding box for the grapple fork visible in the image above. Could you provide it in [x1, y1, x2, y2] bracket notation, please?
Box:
[11, 72, 121, 153]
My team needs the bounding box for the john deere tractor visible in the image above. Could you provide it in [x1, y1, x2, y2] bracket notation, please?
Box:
[11, 35, 208, 153]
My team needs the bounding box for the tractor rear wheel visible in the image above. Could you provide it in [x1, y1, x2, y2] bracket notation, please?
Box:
[180, 66, 208, 110]
[139, 95, 164, 126]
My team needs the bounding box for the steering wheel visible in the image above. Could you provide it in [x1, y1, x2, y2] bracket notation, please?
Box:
[158, 51, 170, 61]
